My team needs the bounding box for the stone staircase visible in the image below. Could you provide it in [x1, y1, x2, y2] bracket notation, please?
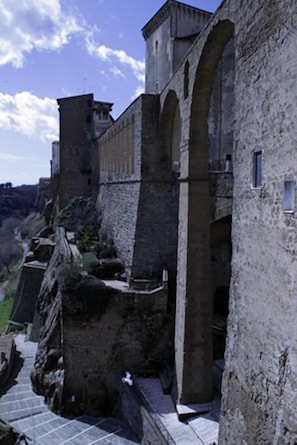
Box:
[0, 335, 139, 445]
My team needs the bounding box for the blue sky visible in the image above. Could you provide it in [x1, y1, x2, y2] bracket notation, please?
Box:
[0, 0, 221, 186]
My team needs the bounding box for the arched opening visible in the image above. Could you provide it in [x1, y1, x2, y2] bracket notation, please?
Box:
[160, 90, 181, 314]
[160, 90, 181, 177]
[175, 19, 234, 412]
[211, 215, 232, 365]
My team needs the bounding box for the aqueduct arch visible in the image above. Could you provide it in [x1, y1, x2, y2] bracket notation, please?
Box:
[174, 19, 234, 412]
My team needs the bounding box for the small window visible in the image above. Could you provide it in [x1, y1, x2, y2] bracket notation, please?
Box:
[283, 180, 295, 213]
[86, 115, 92, 123]
[252, 149, 262, 188]
[184, 60, 189, 100]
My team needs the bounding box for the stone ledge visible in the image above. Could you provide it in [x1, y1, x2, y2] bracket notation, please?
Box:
[176, 401, 213, 421]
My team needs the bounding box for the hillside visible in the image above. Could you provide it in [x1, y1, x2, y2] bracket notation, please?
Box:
[0, 184, 38, 226]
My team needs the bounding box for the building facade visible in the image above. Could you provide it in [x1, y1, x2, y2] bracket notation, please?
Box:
[51, 0, 297, 442]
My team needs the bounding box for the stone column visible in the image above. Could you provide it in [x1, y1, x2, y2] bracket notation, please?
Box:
[174, 173, 213, 417]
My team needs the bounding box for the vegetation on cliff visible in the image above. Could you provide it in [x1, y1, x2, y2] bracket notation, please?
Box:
[0, 184, 38, 227]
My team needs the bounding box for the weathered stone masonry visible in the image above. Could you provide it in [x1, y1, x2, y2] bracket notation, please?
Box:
[41, 0, 297, 442]
[97, 94, 179, 280]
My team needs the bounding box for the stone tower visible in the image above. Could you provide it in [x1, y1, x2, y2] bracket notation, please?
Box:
[56, 94, 113, 209]
[142, 0, 211, 94]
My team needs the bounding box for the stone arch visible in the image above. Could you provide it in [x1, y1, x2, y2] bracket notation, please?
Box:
[159, 90, 181, 312]
[189, 20, 234, 174]
[174, 19, 234, 411]
[160, 90, 181, 178]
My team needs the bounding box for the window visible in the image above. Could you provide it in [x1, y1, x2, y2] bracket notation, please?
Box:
[252, 149, 262, 188]
[184, 60, 189, 99]
[283, 180, 295, 213]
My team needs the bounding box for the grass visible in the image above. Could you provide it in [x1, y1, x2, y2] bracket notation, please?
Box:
[0, 297, 14, 333]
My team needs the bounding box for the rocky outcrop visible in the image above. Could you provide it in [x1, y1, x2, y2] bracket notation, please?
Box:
[30, 227, 71, 412]
[30, 227, 173, 417]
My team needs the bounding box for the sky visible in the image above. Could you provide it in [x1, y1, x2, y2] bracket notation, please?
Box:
[0, 0, 222, 186]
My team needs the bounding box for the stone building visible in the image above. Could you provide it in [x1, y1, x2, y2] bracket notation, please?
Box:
[48, 0, 297, 442]
[55, 94, 113, 210]
[96, 0, 234, 420]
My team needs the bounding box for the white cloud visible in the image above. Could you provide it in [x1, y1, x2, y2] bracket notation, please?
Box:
[132, 86, 145, 101]
[0, 91, 58, 142]
[86, 38, 145, 84]
[110, 66, 125, 79]
[0, 0, 85, 67]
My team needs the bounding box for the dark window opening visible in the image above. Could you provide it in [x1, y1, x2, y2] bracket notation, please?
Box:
[253, 150, 262, 188]
[283, 180, 295, 213]
[184, 60, 189, 99]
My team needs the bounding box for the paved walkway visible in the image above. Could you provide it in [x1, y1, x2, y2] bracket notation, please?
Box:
[136, 377, 220, 445]
[0, 335, 140, 445]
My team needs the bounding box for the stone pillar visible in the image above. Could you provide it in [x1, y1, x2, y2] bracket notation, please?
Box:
[174, 174, 213, 417]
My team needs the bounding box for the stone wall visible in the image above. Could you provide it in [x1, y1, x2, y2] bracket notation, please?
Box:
[10, 261, 46, 325]
[96, 96, 143, 276]
[219, 0, 297, 443]
[62, 283, 171, 417]
[97, 94, 179, 280]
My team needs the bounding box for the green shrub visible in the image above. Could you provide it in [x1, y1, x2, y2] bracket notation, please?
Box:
[57, 261, 83, 294]
[82, 252, 100, 273]
[96, 234, 117, 258]
[73, 276, 114, 316]
[77, 226, 99, 252]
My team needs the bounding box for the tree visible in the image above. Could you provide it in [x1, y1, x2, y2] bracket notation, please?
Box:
[2, 217, 21, 233]
[0, 229, 20, 274]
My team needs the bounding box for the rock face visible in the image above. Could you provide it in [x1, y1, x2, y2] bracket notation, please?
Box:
[30, 228, 70, 412]
[31, 227, 172, 417]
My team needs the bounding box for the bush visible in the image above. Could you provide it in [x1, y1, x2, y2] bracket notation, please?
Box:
[82, 252, 100, 273]
[57, 261, 83, 294]
[77, 226, 99, 252]
[96, 235, 117, 259]
[91, 258, 124, 279]
[64, 275, 115, 318]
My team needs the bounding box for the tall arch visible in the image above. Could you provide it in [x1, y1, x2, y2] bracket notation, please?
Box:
[160, 90, 181, 178]
[160, 90, 181, 311]
[175, 19, 234, 412]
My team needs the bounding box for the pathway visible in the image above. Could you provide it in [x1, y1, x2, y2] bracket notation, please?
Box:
[0, 335, 140, 445]
[135, 377, 220, 445]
